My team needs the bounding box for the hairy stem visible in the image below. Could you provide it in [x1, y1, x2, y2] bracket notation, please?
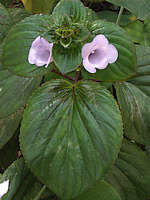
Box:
[116, 6, 124, 25]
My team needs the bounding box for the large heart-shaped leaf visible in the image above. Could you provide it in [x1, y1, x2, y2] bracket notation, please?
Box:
[74, 180, 121, 200]
[105, 139, 150, 200]
[129, 46, 150, 98]
[22, 0, 60, 14]
[20, 79, 123, 199]
[0, 158, 53, 200]
[84, 20, 137, 81]
[115, 81, 150, 146]
[0, 70, 41, 118]
[0, 108, 23, 149]
[106, 0, 150, 20]
[3, 15, 53, 77]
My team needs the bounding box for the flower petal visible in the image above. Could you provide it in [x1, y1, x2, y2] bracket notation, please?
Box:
[83, 58, 96, 73]
[106, 44, 118, 63]
[93, 34, 109, 47]
[0, 180, 9, 198]
[82, 42, 96, 59]
[28, 48, 37, 64]
[31, 36, 41, 48]
[96, 57, 109, 69]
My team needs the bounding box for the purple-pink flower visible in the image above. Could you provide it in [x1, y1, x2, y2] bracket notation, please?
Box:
[82, 34, 118, 73]
[0, 180, 9, 198]
[28, 36, 53, 68]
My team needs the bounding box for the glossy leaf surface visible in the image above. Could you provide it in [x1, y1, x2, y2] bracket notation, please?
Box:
[129, 45, 150, 98]
[20, 79, 123, 199]
[115, 81, 150, 146]
[105, 139, 150, 200]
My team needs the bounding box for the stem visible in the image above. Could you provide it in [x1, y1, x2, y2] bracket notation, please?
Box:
[116, 6, 124, 25]
[74, 70, 80, 84]
[51, 69, 74, 81]
[34, 185, 47, 200]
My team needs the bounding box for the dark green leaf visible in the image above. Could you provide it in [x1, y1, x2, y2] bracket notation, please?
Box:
[0, 130, 19, 172]
[3, 15, 53, 77]
[20, 79, 123, 199]
[106, 0, 150, 20]
[105, 139, 150, 200]
[124, 20, 144, 44]
[83, 20, 137, 81]
[74, 180, 121, 200]
[129, 45, 150, 98]
[52, 0, 88, 24]
[0, 158, 53, 200]
[0, 70, 41, 118]
[0, 108, 23, 149]
[115, 81, 150, 146]
[53, 43, 82, 73]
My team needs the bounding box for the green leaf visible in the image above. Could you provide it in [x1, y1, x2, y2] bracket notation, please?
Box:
[97, 11, 135, 26]
[0, 3, 12, 43]
[0, 158, 53, 200]
[0, 70, 41, 118]
[52, 0, 88, 24]
[8, 8, 31, 25]
[115, 81, 150, 146]
[105, 139, 150, 200]
[84, 20, 137, 81]
[22, 0, 60, 14]
[129, 45, 150, 98]
[106, 0, 150, 20]
[53, 43, 82, 73]
[20, 79, 123, 199]
[74, 180, 121, 200]
[0, 130, 19, 171]
[124, 20, 144, 44]
[0, 108, 23, 149]
[3, 15, 53, 77]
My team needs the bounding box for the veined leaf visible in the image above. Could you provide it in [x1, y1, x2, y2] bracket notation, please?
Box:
[20, 79, 123, 199]
[129, 45, 150, 98]
[105, 139, 150, 200]
[115, 81, 150, 146]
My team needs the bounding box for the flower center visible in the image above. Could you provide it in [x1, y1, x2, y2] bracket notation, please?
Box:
[88, 49, 105, 65]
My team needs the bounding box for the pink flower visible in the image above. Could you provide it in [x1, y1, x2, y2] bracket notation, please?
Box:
[28, 36, 53, 68]
[0, 180, 9, 198]
[82, 34, 118, 73]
